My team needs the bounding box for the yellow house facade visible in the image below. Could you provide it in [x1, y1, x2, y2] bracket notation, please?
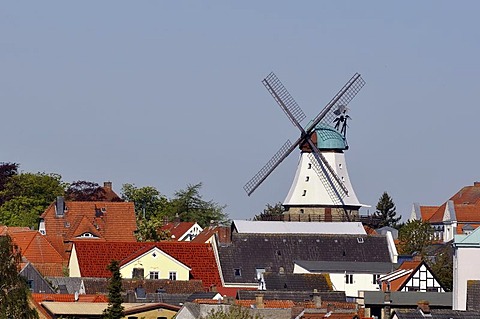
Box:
[120, 246, 191, 280]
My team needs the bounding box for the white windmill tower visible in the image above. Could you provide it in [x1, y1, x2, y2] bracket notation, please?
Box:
[244, 72, 367, 222]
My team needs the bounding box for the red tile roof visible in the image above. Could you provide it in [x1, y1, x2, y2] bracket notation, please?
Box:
[426, 183, 480, 224]
[381, 260, 422, 291]
[161, 222, 196, 240]
[192, 226, 232, 244]
[10, 230, 66, 277]
[72, 240, 222, 288]
[41, 200, 137, 256]
[32, 293, 108, 303]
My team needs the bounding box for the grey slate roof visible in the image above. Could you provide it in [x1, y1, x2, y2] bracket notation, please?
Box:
[217, 233, 391, 284]
[264, 273, 331, 291]
[237, 290, 346, 303]
[467, 280, 480, 311]
[392, 309, 480, 319]
[48, 277, 204, 294]
[294, 260, 394, 273]
[363, 291, 452, 307]
[186, 292, 221, 302]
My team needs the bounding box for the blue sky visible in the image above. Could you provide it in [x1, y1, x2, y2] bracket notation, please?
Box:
[2, 2, 480, 221]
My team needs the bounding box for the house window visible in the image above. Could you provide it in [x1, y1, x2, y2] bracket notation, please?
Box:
[373, 274, 380, 284]
[27, 279, 34, 291]
[345, 274, 354, 284]
[169, 271, 177, 280]
[132, 268, 144, 279]
[234, 268, 242, 277]
[408, 286, 420, 292]
[149, 271, 159, 280]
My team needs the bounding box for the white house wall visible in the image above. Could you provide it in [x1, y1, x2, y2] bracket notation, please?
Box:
[400, 264, 444, 292]
[453, 247, 480, 310]
[293, 265, 381, 298]
[68, 245, 81, 277]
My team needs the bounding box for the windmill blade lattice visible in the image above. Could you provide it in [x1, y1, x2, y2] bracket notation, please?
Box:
[307, 73, 365, 132]
[243, 139, 295, 196]
[263, 72, 306, 129]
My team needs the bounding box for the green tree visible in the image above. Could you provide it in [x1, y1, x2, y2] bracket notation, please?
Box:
[427, 244, 453, 291]
[103, 260, 124, 319]
[398, 220, 434, 255]
[253, 202, 285, 221]
[135, 219, 171, 242]
[201, 305, 263, 319]
[0, 235, 39, 318]
[65, 180, 106, 201]
[121, 183, 169, 220]
[0, 162, 19, 204]
[170, 183, 229, 227]
[374, 192, 401, 228]
[0, 172, 65, 228]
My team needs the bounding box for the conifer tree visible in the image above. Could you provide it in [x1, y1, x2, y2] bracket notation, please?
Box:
[103, 260, 124, 319]
[374, 192, 401, 228]
[0, 235, 39, 318]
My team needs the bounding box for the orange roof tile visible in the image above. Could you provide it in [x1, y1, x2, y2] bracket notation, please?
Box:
[236, 299, 295, 308]
[41, 200, 137, 256]
[0, 225, 31, 235]
[419, 206, 439, 221]
[73, 240, 222, 289]
[9, 230, 66, 277]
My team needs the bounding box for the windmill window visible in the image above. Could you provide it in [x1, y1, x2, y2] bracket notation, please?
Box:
[302, 190, 307, 196]
[308, 163, 312, 169]
[339, 163, 342, 169]
[341, 176, 345, 182]
[305, 176, 310, 182]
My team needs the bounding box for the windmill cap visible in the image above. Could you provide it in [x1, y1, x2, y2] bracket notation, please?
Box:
[315, 124, 347, 150]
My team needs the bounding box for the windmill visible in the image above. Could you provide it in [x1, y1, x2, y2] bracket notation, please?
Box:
[244, 72, 366, 222]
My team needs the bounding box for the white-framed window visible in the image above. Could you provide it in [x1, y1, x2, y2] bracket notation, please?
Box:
[149, 271, 159, 279]
[169, 271, 177, 280]
[345, 274, 354, 284]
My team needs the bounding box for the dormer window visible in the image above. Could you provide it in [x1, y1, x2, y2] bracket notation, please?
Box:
[77, 232, 98, 238]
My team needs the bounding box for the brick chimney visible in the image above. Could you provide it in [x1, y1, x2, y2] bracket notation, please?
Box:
[104, 181, 112, 189]
[255, 294, 265, 309]
[417, 300, 431, 315]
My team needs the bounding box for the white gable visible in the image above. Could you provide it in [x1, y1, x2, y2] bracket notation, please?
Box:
[232, 220, 366, 235]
